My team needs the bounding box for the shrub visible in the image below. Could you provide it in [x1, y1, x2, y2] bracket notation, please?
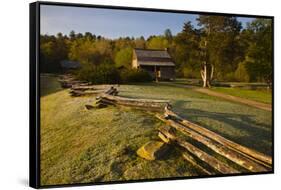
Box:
[76, 63, 94, 81]
[182, 67, 200, 79]
[76, 63, 152, 84]
[224, 72, 237, 82]
[120, 69, 152, 83]
[235, 62, 250, 82]
[77, 63, 120, 84]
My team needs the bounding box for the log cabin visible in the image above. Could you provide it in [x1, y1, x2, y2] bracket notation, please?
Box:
[60, 60, 81, 72]
[132, 48, 175, 81]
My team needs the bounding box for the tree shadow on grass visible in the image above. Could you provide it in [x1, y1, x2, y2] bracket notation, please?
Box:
[172, 101, 272, 156]
[40, 75, 63, 97]
[40, 86, 63, 97]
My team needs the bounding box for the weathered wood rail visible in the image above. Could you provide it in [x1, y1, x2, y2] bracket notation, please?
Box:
[156, 105, 272, 174]
[57, 76, 272, 175]
[71, 85, 98, 91]
[93, 87, 272, 174]
[58, 75, 89, 88]
[98, 93, 169, 111]
[70, 89, 106, 97]
[164, 107, 272, 167]
[159, 126, 238, 174]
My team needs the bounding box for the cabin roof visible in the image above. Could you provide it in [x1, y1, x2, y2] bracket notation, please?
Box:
[137, 61, 175, 66]
[60, 60, 81, 69]
[134, 48, 175, 67]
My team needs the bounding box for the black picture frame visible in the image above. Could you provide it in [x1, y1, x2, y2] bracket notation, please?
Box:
[30, 1, 274, 188]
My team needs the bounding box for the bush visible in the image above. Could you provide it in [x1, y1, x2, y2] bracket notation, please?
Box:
[224, 72, 237, 82]
[76, 63, 94, 81]
[77, 63, 120, 84]
[76, 63, 152, 84]
[182, 67, 200, 79]
[120, 69, 152, 83]
[235, 62, 250, 82]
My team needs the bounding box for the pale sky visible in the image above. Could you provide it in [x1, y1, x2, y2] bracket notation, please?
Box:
[40, 5, 256, 39]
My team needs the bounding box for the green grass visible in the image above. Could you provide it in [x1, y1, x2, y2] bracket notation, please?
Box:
[170, 79, 271, 104]
[40, 77, 202, 185]
[40, 76, 272, 185]
[211, 87, 272, 104]
[118, 84, 272, 155]
[40, 74, 62, 96]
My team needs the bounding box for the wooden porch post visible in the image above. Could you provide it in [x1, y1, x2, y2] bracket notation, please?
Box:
[154, 65, 158, 82]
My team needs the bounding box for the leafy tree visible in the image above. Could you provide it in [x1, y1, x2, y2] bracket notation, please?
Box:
[146, 36, 169, 49]
[134, 36, 146, 49]
[197, 15, 242, 86]
[84, 32, 94, 40]
[173, 21, 201, 78]
[69, 30, 76, 41]
[235, 61, 250, 82]
[243, 19, 272, 84]
[39, 18, 272, 85]
[114, 37, 134, 52]
[40, 33, 69, 73]
[95, 40, 113, 56]
[68, 37, 113, 65]
[68, 38, 97, 65]
[76, 33, 83, 39]
[164, 28, 173, 42]
[57, 32, 63, 38]
[97, 35, 102, 40]
[115, 47, 133, 68]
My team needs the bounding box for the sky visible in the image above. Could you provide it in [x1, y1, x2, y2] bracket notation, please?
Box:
[40, 5, 255, 39]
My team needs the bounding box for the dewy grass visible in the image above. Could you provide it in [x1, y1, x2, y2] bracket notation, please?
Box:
[211, 87, 272, 104]
[40, 76, 272, 185]
[40, 91, 199, 185]
[118, 84, 272, 155]
[40, 74, 62, 97]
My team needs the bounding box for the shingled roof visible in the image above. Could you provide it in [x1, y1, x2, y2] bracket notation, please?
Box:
[134, 49, 175, 66]
[60, 60, 81, 69]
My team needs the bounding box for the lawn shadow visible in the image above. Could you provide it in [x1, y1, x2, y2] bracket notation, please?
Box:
[40, 75, 63, 97]
[172, 101, 272, 156]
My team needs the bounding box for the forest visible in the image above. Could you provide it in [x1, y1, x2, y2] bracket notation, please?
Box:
[40, 15, 272, 85]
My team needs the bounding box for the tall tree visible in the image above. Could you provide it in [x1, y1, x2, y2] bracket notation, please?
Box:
[114, 47, 133, 68]
[69, 30, 76, 41]
[40, 33, 69, 73]
[84, 32, 94, 40]
[134, 36, 146, 49]
[164, 28, 173, 42]
[243, 19, 272, 85]
[173, 21, 201, 78]
[197, 16, 242, 87]
[146, 36, 169, 49]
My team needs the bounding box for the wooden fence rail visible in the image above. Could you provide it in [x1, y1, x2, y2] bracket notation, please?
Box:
[164, 106, 272, 167]
[58, 76, 272, 175]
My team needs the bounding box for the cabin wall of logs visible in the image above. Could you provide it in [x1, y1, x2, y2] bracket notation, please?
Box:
[58, 74, 272, 175]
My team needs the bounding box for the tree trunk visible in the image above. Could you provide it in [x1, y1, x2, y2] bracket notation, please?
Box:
[200, 23, 214, 88]
[200, 63, 213, 88]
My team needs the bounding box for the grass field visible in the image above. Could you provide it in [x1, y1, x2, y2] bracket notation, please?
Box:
[40, 75, 272, 185]
[211, 87, 272, 104]
[170, 79, 272, 104]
